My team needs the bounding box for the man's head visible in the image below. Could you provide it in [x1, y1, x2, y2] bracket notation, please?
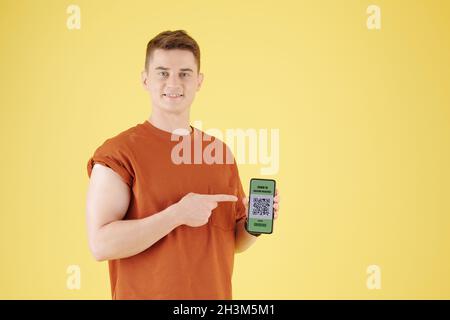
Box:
[141, 30, 204, 114]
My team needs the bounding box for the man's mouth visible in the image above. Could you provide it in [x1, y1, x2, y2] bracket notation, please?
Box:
[162, 93, 184, 99]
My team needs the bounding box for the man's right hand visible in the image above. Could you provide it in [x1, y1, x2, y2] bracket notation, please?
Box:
[172, 192, 238, 227]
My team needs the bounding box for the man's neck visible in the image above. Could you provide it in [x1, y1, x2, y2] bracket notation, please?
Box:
[148, 108, 192, 134]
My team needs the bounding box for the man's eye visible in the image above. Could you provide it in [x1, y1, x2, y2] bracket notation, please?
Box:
[158, 72, 189, 77]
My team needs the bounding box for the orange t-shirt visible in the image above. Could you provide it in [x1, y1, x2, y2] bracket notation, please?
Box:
[86, 120, 247, 299]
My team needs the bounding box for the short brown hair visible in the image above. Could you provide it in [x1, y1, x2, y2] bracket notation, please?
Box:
[144, 30, 201, 73]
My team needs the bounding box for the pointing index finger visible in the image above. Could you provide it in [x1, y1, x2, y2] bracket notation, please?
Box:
[201, 194, 238, 202]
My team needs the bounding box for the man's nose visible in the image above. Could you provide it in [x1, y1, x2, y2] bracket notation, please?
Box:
[166, 73, 182, 87]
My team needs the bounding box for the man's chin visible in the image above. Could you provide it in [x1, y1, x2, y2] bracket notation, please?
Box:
[159, 103, 189, 114]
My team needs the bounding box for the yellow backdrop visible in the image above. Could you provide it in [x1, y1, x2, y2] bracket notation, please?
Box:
[1, 0, 449, 299]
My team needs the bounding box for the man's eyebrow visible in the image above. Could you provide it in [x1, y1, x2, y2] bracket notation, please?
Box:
[155, 66, 194, 72]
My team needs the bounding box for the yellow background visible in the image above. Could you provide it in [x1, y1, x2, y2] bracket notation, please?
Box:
[1, 0, 449, 299]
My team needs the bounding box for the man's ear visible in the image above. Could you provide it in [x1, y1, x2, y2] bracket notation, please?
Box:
[197, 72, 204, 91]
[141, 70, 149, 89]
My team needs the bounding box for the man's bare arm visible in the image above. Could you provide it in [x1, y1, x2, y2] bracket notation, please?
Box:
[235, 218, 259, 253]
[86, 163, 237, 261]
[234, 190, 281, 253]
[86, 164, 181, 261]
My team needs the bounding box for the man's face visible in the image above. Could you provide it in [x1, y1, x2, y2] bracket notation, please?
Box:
[142, 49, 203, 114]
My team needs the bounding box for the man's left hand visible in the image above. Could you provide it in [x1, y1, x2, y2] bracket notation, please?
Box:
[243, 188, 280, 219]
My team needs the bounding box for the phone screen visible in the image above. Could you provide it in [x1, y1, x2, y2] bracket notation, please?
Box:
[246, 178, 276, 234]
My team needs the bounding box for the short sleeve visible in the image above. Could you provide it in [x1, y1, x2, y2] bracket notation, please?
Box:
[87, 138, 134, 188]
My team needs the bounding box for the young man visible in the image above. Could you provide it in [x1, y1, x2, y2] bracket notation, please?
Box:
[86, 30, 280, 299]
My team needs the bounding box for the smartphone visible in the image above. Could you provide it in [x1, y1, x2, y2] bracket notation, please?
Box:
[246, 178, 276, 235]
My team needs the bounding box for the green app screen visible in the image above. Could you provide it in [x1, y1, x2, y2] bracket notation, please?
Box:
[247, 179, 275, 233]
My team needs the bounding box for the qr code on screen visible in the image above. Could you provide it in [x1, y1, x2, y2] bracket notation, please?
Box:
[251, 197, 272, 216]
